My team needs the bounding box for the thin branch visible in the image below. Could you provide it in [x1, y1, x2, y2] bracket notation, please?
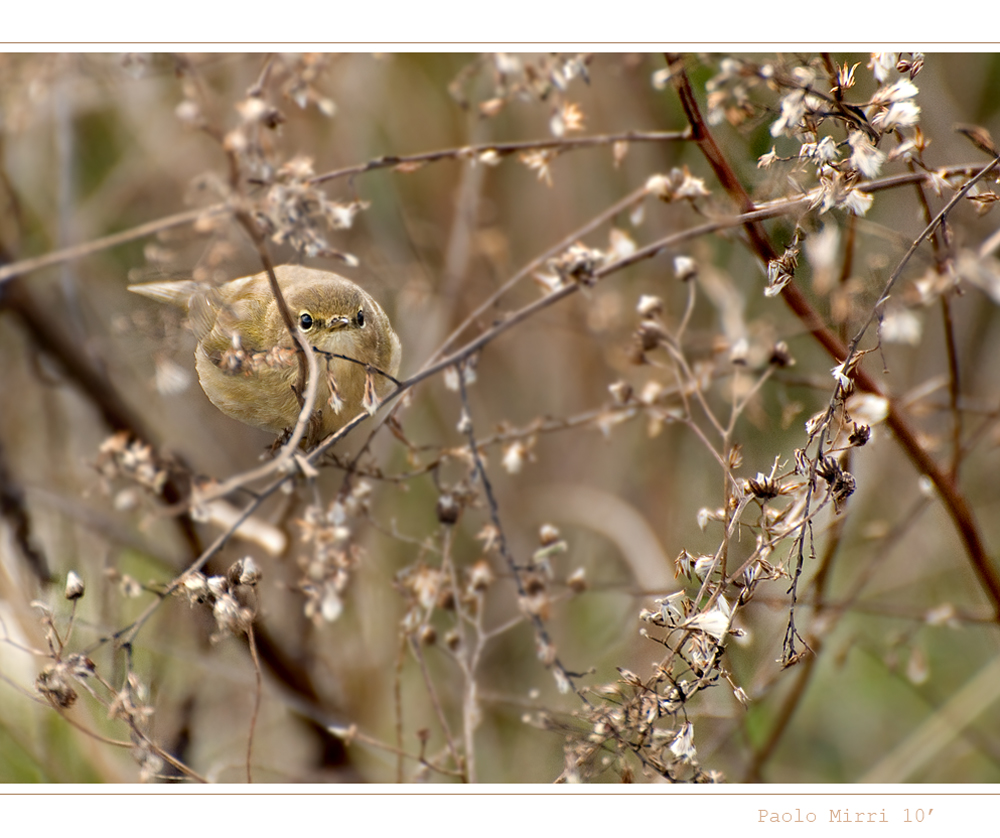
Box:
[456, 362, 579, 697]
[309, 130, 689, 186]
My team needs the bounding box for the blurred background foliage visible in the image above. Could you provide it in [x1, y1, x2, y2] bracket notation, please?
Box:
[1, 52, 1000, 783]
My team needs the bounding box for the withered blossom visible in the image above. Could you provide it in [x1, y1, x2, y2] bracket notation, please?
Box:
[848, 423, 871, 447]
[520, 149, 556, 186]
[868, 52, 898, 83]
[872, 101, 921, 133]
[757, 146, 779, 168]
[848, 131, 885, 178]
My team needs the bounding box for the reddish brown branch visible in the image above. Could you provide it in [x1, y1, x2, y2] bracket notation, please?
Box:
[666, 54, 1000, 622]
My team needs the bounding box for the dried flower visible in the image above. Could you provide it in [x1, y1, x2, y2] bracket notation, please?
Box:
[848, 423, 871, 447]
[868, 52, 898, 83]
[746, 472, 780, 500]
[683, 596, 731, 640]
[235, 557, 262, 586]
[757, 146, 779, 168]
[872, 101, 921, 133]
[520, 149, 556, 186]
[669, 722, 696, 761]
[502, 441, 531, 474]
[848, 131, 885, 178]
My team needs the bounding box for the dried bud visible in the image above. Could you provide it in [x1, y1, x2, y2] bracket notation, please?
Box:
[502, 441, 529, 474]
[769, 341, 794, 367]
[468, 559, 494, 592]
[65, 571, 85, 601]
[419, 624, 437, 646]
[213, 593, 253, 636]
[524, 572, 547, 596]
[567, 567, 587, 593]
[674, 255, 697, 282]
[539, 523, 561, 546]
[233, 557, 262, 587]
[608, 380, 633, 404]
[436, 586, 456, 611]
[36, 665, 77, 708]
[636, 295, 663, 318]
[548, 243, 603, 286]
[207, 575, 229, 599]
[436, 493, 460, 525]
[181, 572, 210, 604]
[636, 319, 666, 352]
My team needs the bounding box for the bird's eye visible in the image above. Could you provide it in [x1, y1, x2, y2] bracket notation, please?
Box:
[299, 312, 314, 331]
[355, 309, 365, 328]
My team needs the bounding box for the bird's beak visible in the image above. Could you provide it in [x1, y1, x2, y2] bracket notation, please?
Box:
[327, 315, 352, 331]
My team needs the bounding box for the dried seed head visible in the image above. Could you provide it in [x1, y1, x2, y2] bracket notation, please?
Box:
[236, 557, 262, 587]
[213, 593, 253, 636]
[817, 456, 856, 512]
[848, 422, 871, 447]
[36, 665, 77, 708]
[207, 575, 229, 599]
[65, 571, 85, 601]
[746, 473, 780, 500]
[548, 242, 604, 286]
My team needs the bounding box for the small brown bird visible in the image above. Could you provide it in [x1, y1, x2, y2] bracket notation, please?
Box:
[129, 265, 402, 446]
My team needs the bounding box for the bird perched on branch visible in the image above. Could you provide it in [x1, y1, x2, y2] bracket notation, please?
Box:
[129, 265, 402, 447]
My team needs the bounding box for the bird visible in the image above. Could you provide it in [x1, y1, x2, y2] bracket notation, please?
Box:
[129, 265, 402, 447]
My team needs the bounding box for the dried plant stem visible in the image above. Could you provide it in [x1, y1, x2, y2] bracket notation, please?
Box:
[408, 637, 465, 779]
[246, 622, 262, 784]
[0, 204, 224, 286]
[667, 54, 1000, 624]
[328, 723, 466, 779]
[309, 130, 689, 187]
[456, 365, 579, 697]
[427, 184, 650, 365]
